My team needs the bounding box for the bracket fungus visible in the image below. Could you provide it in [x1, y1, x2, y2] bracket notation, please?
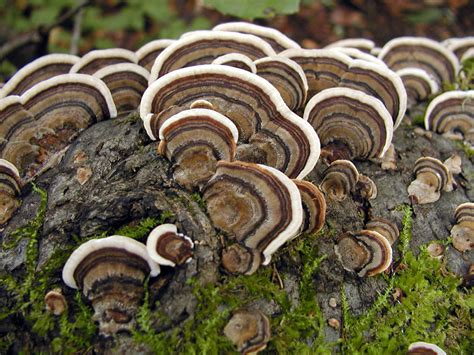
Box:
[136, 39, 175, 71]
[93, 63, 149, 113]
[44, 289, 67, 316]
[223, 308, 271, 354]
[378, 37, 459, 87]
[213, 21, 300, 53]
[141, 64, 320, 179]
[157, 108, 238, 189]
[407, 341, 447, 355]
[320, 159, 359, 201]
[442, 36, 474, 59]
[70, 48, 138, 75]
[146, 224, 194, 267]
[202, 161, 302, 272]
[451, 202, 474, 252]
[212, 53, 257, 73]
[149, 30, 275, 82]
[365, 217, 399, 245]
[335, 229, 392, 277]
[396, 68, 439, 108]
[325, 38, 375, 53]
[407, 157, 450, 204]
[0, 158, 22, 225]
[0, 54, 79, 98]
[303, 87, 393, 162]
[424, 90, 474, 143]
[332, 47, 387, 67]
[221, 243, 262, 276]
[62, 235, 160, 336]
[292, 179, 326, 235]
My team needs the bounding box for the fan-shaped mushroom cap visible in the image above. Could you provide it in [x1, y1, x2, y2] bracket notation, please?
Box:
[408, 157, 449, 204]
[451, 202, 474, 252]
[378, 37, 459, 87]
[224, 308, 271, 354]
[212, 53, 257, 73]
[424, 90, 474, 141]
[221, 243, 262, 275]
[461, 47, 474, 62]
[0, 158, 22, 224]
[292, 179, 326, 234]
[0, 54, 79, 98]
[407, 341, 447, 355]
[365, 217, 399, 245]
[202, 161, 303, 267]
[149, 31, 275, 82]
[254, 56, 308, 112]
[157, 108, 238, 189]
[335, 230, 392, 277]
[70, 48, 138, 75]
[213, 22, 300, 53]
[93, 63, 149, 113]
[136, 39, 175, 71]
[396, 68, 439, 107]
[304, 87, 393, 162]
[325, 38, 375, 53]
[320, 159, 358, 201]
[146, 224, 194, 267]
[454, 202, 474, 224]
[62, 235, 160, 335]
[189, 99, 215, 110]
[443, 36, 474, 59]
[333, 47, 387, 67]
[141, 65, 320, 179]
[355, 174, 378, 200]
[44, 289, 67, 316]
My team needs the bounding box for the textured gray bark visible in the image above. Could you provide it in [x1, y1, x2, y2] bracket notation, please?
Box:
[0, 110, 472, 352]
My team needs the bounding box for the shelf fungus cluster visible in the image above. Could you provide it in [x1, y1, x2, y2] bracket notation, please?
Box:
[451, 202, 473, 252]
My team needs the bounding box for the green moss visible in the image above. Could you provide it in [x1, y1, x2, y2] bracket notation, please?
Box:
[191, 192, 207, 210]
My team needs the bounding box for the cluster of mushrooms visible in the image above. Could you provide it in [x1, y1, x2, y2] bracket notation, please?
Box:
[0, 22, 472, 351]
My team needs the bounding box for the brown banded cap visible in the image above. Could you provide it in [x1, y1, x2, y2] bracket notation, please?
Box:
[335, 230, 392, 277]
[70, 48, 138, 75]
[320, 159, 359, 201]
[149, 30, 276, 82]
[325, 38, 375, 53]
[355, 174, 378, 200]
[157, 108, 238, 189]
[254, 56, 308, 112]
[396, 68, 439, 108]
[292, 179, 326, 234]
[304, 87, 393, 162]
[332, 47, 387, 67]
[202, 161, 303, 267]
[146, 224, 194, 267]
[213, 22, 300, 53]
[408, 157, 449, 204]
[44, 289, 67, 316]
[461, 47, 474, 62]
[378, 37, 459, 87]
[141, 65, 320, 179]
[442, 37, 474, 59]
[454, 202, 474, 224]
[93, 63, 150, 113]
[224, 308, 271, 354]
[407, 341, 447, 355]
[212, 53, 257, 73]
[451, 202, 474, 252]
[365, 217, 399, 245]
[0, 158, 22, 224]
[424, 90, 474, 141]
[221, 243, 262, 275]
[0, 54, 79, 98]
[136, 39, 175, 71]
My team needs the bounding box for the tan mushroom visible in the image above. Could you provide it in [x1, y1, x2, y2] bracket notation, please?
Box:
[136, 39, 175, 71]
[451, 202, 473, 252]
[146, 224, 194, 267]
[44, 289, 67, 316]
[70, 48, 138, 75]
[442, 36, 474, 59]
[0, 158, 22, 225]
[292, 179, 326, 234]
[396, 68, 439, 108]
[407, 157, 449, 204]
[212, 53, 257, 73]
[365, 217, 399, 245]
[320, 160, 359, 201]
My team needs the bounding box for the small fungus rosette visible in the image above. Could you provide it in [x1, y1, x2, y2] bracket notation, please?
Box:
[320, 159, 359, 201]
[62, 235, 160, 336]
[146, 224, 194, 267]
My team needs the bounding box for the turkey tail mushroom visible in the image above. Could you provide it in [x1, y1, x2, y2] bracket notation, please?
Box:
[365, 217, 399, 245]
[320, 160, 359, 201]
[292, 179, 326, 234]
[146, 224, 194, 267]
[0, 158, 22, 225]
[442, 36, 474, 59]
[136, 39, 175, 71]
[407, 157, 449, 204]
[70, 48, 138, 75]
[212, 53, 257, 73]
[325, 38, 375, 53]
[451, 202, 474, 252]
[396, 68, 439, 108]
[407, 341, 447, 355]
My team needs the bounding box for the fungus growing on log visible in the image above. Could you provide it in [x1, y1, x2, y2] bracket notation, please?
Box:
[93, 63, 149, 113]
[303, 87, 393, 162]
[365, 217, 399, 245]
[254, 56, 308, 112]
[141, 65, 320, 179]
[44, 289, 67, 316]
[212, 53, 257, 73]
[213, 21, 300, 52]
[378, 37, 459, 87]
[224, 308, 271, 354]
[451, 202, 473, 252]
[407, 157, 450, 204]
[335, 230, 392, 277]
[407, 341, 447, 355]
[325, 38, 375, 53]
[0, 54, 79, 98]
[0, 158, 22, 225]
[146, 224, 194, 267]
[136, 39, 175, 71]
[202, 161, 302, 271]
[442, 36, 474, 59]
[149, 30, 275, 82]
[62, 235, 160, 336]
[70, 48, 138, 75]
[424, 90, 474, 143]
[157, 108, 238, 189]
[292, 179, 326, 234]
[320, 159, 359, 201]
[396, 68, 439, 108]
